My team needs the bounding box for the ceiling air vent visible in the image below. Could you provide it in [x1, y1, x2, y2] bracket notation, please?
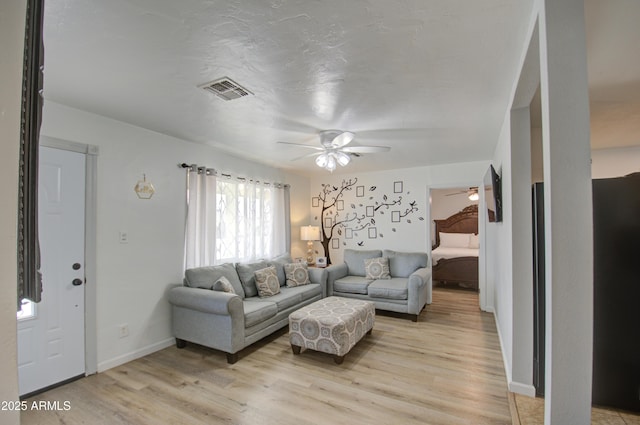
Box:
[199, 77, 253, 101]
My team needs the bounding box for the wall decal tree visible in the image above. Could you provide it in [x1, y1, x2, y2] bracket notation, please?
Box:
[316, 178, 360, 265]
[314, 177, 422, 264]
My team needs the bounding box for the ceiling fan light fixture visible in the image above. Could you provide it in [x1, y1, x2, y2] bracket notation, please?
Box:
[326, 155, 337, 172]
[335, 151, 351, 167]
[315, 153, 329, 168]
[468, 188, 479, 201]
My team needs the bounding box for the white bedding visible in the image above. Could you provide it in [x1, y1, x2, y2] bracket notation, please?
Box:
[432, 246, 479, 264]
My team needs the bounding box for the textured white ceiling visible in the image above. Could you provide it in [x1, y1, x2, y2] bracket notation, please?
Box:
[42, 0, 639, 176]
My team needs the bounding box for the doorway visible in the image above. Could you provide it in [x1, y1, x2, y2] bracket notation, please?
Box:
[17, 140, 98, 397]
[428, 185, 482, 304]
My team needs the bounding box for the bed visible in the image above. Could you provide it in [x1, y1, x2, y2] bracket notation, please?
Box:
[431, 205, 479, 290]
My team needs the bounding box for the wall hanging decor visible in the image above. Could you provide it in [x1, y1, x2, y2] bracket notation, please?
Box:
[312, 177, 423, 264]
[134, 174, 155, 199]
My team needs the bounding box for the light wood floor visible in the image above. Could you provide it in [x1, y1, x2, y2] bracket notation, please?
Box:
[22, 288, 513, 425]
[513, 394, 640, 425]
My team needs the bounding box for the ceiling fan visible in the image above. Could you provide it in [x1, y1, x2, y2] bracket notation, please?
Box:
[446, 187, 479, 201]
[277, 130, 390, 172]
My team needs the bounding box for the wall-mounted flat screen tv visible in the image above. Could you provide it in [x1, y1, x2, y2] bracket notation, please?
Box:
[484, 164, 502, 222]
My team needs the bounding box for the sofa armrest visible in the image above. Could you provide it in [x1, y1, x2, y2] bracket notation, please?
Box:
[168, 286, 243, 316]
[308, 267, 328, 298]
[407, 267, 433, 312]
[326, 263, 349, 296]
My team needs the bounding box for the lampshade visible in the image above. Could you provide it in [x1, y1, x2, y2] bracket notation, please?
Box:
[301, 225, 320, 241]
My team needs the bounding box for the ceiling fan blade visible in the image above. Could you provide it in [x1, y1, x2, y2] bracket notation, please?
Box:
[330, 131, 355, 148]
[277, 141, 324, 151]
[445, 192, 466, 196]
[290, 151, 322, 162]
[342, 145, 390, 153]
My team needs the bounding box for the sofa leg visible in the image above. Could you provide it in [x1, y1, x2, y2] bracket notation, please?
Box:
[226, 352, 239, 364]
[412, 315, 419, 323]
[175, 338, 186, 349]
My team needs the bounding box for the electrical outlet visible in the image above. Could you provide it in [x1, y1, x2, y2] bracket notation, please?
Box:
[118, 324, 129, 338]
[119, 231, 128, 244]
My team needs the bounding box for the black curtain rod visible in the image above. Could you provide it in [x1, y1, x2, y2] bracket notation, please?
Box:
[178, 162, 289, 188]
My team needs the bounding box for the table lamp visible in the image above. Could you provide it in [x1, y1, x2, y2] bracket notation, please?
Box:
[300, 225, 320, 265]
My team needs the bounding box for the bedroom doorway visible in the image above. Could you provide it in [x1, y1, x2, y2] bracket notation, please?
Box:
[428, 186, 480, 294]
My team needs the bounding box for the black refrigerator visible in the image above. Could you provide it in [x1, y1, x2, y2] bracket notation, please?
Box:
[533, 174, 640, 411]
[592, 173, 640, 411]
[532, 182, 545, 397]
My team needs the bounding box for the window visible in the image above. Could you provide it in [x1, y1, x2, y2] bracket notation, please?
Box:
[183, 166, 289, 269]
[216, 179, 277, 262]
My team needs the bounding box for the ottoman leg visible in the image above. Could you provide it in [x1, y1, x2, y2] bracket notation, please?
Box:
[291, 344, 301, 355]
[334, 355, 344, 365]
[367, 328, 373, 335]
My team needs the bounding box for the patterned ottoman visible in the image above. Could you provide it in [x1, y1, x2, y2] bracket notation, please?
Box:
[289, 296, 375, 364]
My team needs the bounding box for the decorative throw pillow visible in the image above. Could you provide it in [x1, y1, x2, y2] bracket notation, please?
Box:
[365, 257, 391, 279]
[212, 276, 236, 294]
[284, 263, 311, 287]
[254, 266, 280, 297]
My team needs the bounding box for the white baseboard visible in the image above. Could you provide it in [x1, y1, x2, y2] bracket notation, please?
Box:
[493, 311, 513, 385]
[493, 311, 537, 398]
[509, 381, 536, 397]
[97, 337, 175, 373]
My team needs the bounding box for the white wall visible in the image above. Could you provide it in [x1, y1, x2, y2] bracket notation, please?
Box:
[489, 118, 514, 385]
[591, 146, 640, 178]
[0, 1, 25, 423]
[309, 162, 488, 266]
[40, 101, 310, 371]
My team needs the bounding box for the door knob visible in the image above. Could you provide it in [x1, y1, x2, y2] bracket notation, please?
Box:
[72, 278, 84, 286]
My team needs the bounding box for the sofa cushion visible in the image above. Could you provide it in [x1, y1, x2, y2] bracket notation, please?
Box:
[383, 250, 429, 278]
[184, 263, 245, 299]
[243, 299, 278, 328]
[268, 253, 293, 286]
[334, 275, 373, 295]
[365, 257, 391, 279]
[284, 263, 311, 287]
[212, 276, 236, 294]
[344, 249, 383, 277]
[255, 266, 281, 298]
[285, 283, 322, 302]
[367, 278, 409, 300]
[236, 261, 270, 297]
[263, 287, 303, 312]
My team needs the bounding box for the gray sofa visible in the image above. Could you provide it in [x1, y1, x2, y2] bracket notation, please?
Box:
[168, 254, 327, 363]
[326, 249, 431, 321]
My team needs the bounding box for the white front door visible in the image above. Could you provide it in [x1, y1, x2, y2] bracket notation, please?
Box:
[17, 146, 86, 396]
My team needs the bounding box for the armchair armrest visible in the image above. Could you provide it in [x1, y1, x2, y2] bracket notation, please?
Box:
[168, 286, 243, 316]
[326, 263, 349, 296]
[308, 267, 328, 298]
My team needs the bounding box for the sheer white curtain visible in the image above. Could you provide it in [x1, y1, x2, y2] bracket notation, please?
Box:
[184, 167, 217, 269]
[184, 164, 289, 269]
[215, 179, 286, 263]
